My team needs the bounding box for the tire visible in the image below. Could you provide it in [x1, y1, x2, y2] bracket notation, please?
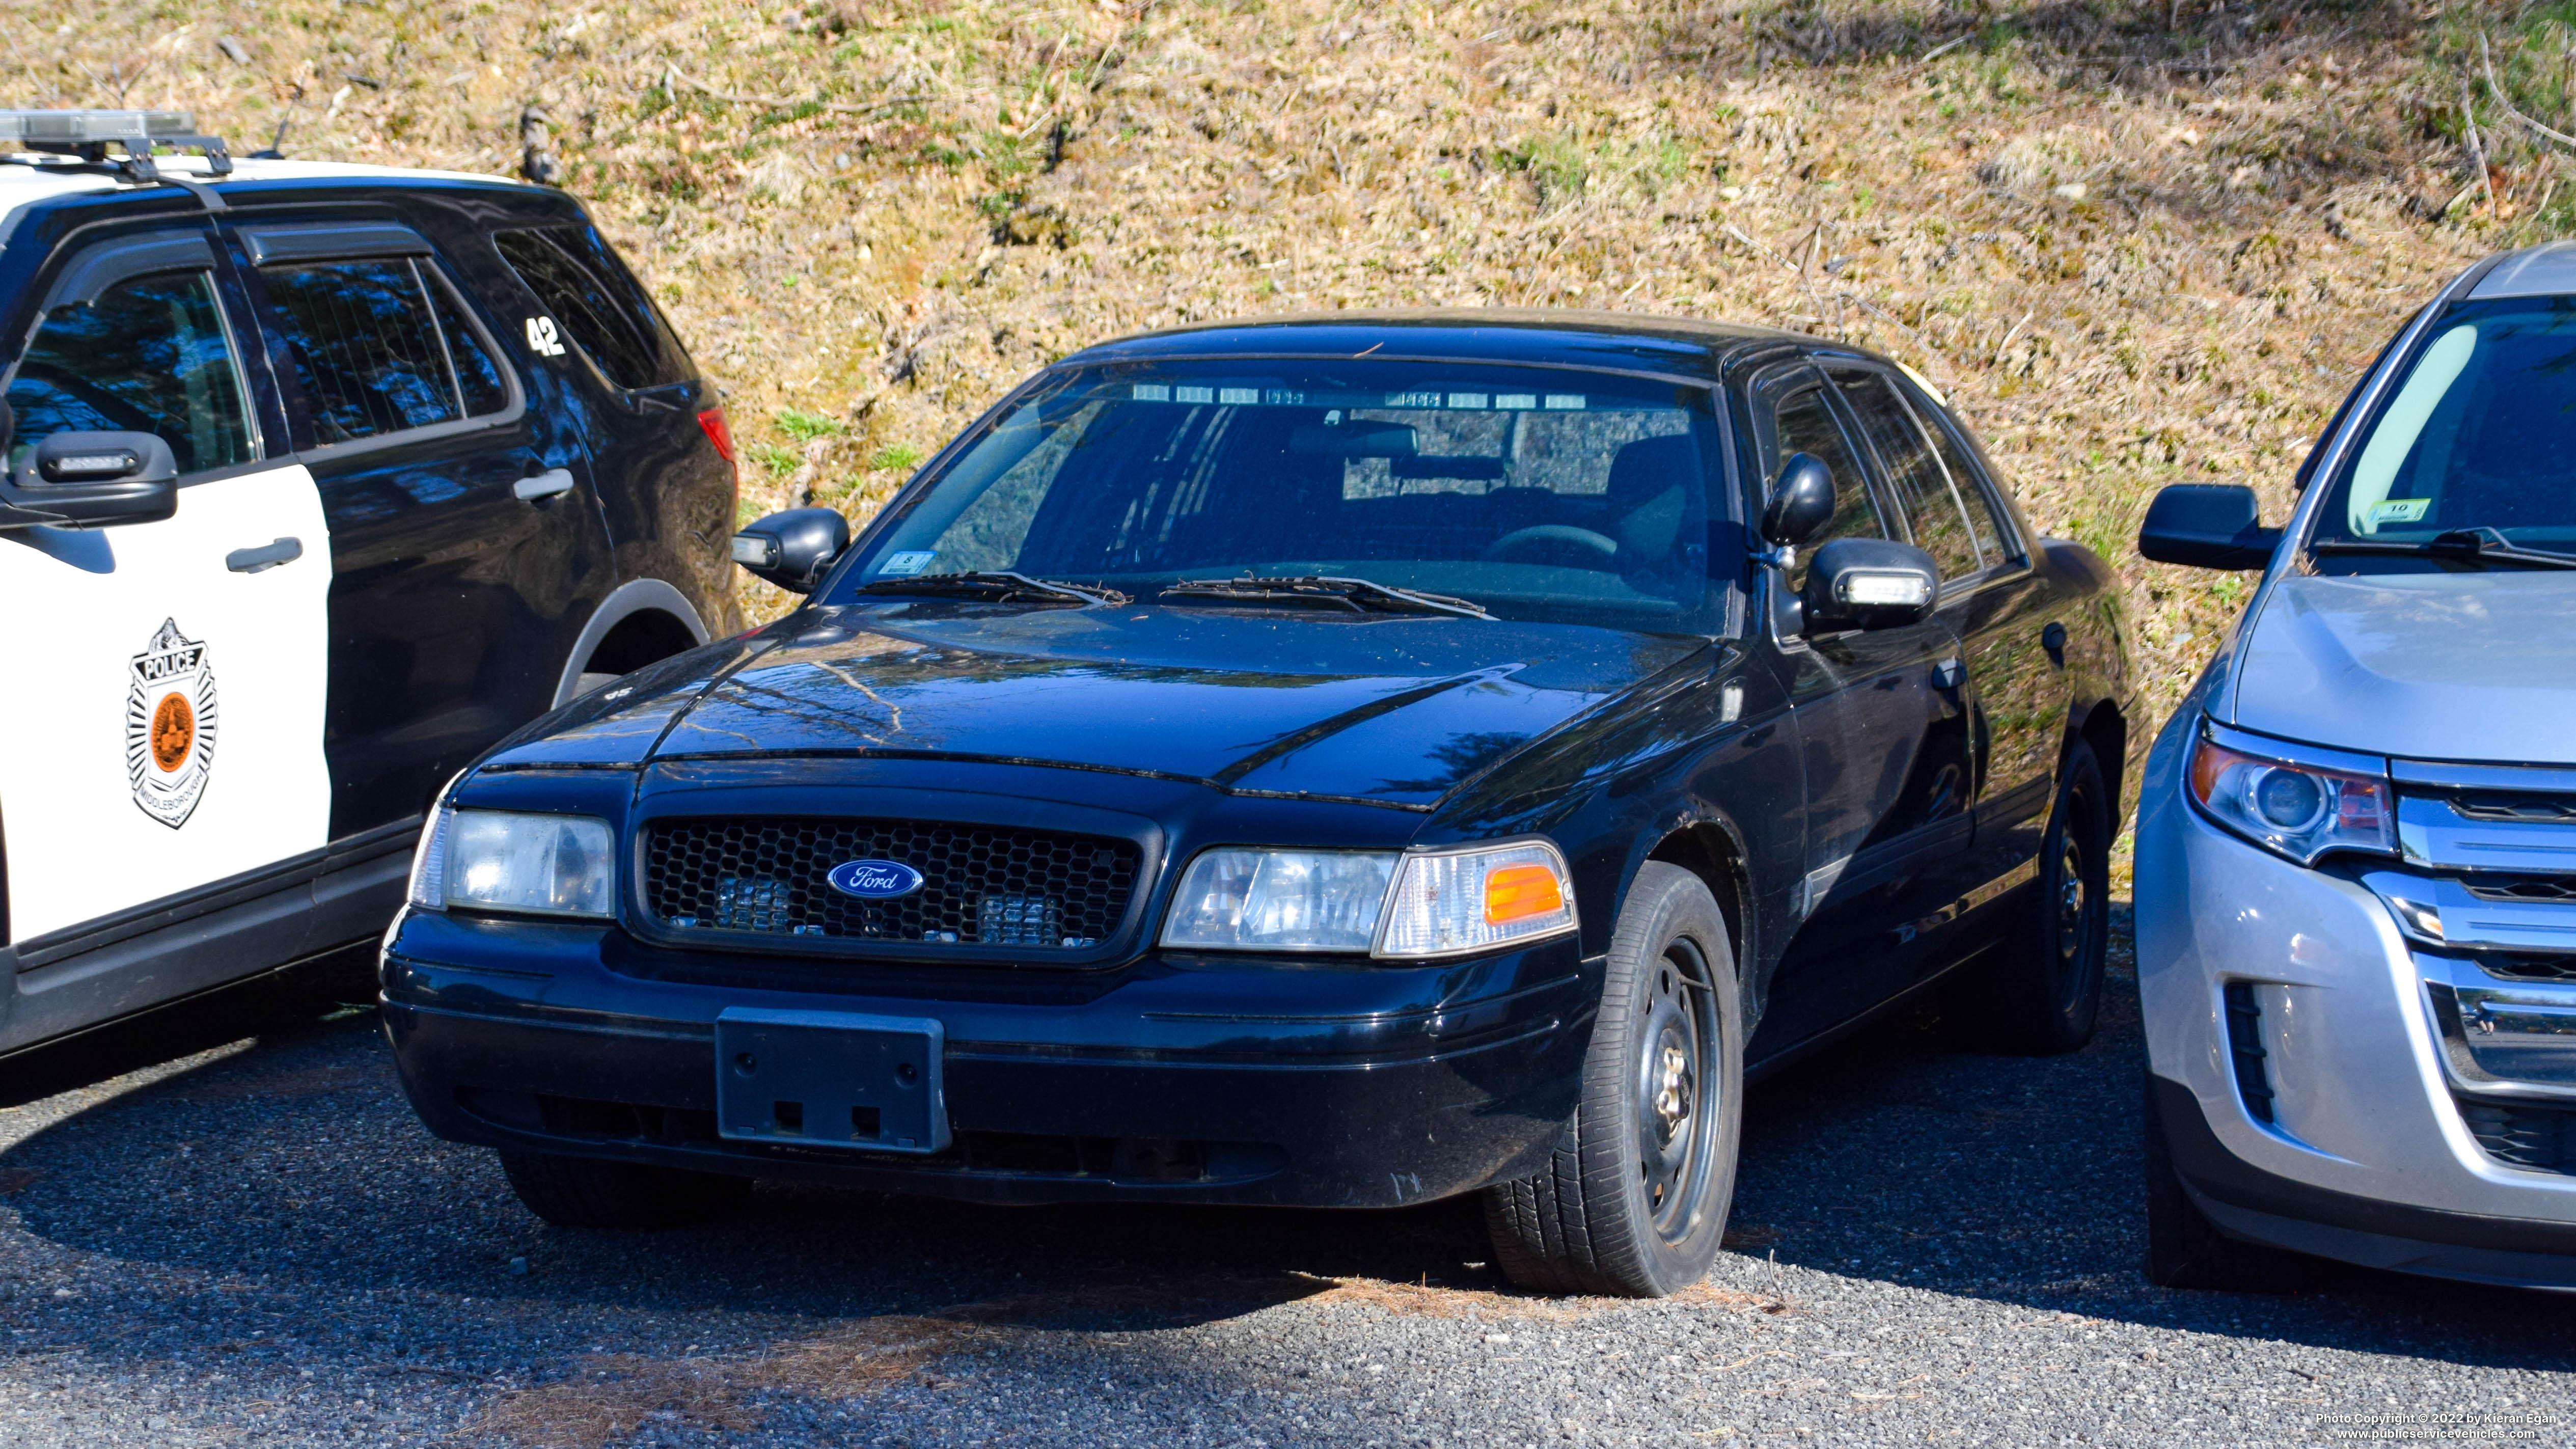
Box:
[1972, 737, 2112, 1055]
[1483, 862, 1744, 1298]
[497, 1150, 753, 1229]
[2143, 1077, 2310, 1291]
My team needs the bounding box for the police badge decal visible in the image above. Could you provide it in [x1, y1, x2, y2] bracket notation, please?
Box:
[125, 618, 219, 829]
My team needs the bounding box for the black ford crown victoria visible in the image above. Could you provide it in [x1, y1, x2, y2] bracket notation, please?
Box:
[384, 313, 2141, 1296]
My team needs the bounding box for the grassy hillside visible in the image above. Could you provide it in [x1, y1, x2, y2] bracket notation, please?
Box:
[12, 0, 2564, 720]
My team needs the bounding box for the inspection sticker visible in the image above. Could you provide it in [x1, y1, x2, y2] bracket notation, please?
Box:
[2368, 498, 2431, 526]
[877, 551, 937, 576]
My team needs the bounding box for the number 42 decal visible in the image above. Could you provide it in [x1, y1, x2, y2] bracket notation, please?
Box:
[524, 316, 567, 358]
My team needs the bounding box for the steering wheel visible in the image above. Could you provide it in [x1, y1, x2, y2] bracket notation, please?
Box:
[1483, 524, 1620, 566]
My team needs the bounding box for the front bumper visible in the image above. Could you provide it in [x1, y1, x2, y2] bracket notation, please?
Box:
[2135, 716, 2576, 1288]
[381, 909, 1595, 1208]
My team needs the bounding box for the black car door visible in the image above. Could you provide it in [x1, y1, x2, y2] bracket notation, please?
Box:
[1744, 366, 1976, 1064]
[1877, 368, 2074, 942]
[231, 221, 613, 837]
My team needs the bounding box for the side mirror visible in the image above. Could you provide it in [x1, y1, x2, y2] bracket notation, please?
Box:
[1803, 537, 1940, 632]
[1761, 452, 1837, 547]
[2138, 484, 2281, 570]
[0, 430, 180, 530]
[730, 506, 850, 593]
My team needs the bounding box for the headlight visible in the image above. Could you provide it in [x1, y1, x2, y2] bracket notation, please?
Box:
[406, 806, 617, 918]
[2188, 726, 2392, 865]
[1161, 849, 1396, 952]
[1158, 839, 1578, 959]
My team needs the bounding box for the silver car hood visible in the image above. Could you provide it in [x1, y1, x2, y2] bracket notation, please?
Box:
[2227, 571, 2576, 764]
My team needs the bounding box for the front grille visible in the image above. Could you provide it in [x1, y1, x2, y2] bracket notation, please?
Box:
[2463, 877, 2576, 904]
[2455, 1097, 2576, 1174]
[2478, 955, 2576, 983]
[2224, 981, 2276, 1124]
[642, 817, 1141, 951]
[2451, 795, 2576, 824]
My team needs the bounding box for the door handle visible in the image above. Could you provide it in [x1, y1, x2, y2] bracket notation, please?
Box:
[225, 536, 302, 574]
[513, 468, 577, 502]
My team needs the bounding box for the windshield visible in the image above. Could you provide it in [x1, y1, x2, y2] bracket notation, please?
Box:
[824, 361, 1729, 631]
[2311, 297, 2576, 558]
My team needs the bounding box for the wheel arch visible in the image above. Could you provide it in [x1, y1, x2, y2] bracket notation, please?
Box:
[551, 579, 712, 709]
[1642, 819, 1752, 999]
[2070, 697, 2132, 828]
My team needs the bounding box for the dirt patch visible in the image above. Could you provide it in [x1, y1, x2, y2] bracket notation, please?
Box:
[473, 1315, 969, 1448]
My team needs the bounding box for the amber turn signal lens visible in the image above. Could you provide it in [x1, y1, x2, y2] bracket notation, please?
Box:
[1484, 863, 1565, 924]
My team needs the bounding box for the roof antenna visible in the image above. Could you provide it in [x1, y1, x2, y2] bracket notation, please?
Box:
[250, 85, 300, 159]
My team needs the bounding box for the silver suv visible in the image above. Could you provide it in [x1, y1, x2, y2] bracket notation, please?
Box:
[2134, 240, 2576, 1290]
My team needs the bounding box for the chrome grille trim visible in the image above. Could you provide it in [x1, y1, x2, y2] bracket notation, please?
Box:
[2395, 790, 2576, 878]
[2393, 758, 2576, 795]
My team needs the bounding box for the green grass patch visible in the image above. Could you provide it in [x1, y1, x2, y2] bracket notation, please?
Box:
[775, 406, 842, 442]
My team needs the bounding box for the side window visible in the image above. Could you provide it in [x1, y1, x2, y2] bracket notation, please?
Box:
[1835, 369, 1984, 581]
[1907, 396, 2013, 564]
[259, 258, 511, 448]
[493, 228, 684, 391]
[5, 268, 254, 476]
[1762, 380, 1884, 591]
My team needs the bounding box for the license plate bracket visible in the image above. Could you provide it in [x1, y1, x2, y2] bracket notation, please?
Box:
[712, 1008, 948, 1154]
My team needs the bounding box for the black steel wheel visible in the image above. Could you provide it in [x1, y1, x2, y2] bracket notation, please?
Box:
[1484, 862, 1743, 1298]
[498, 1150, 753, 1229]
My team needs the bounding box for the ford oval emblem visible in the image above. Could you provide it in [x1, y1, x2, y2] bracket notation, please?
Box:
[826, 859, 925, 899]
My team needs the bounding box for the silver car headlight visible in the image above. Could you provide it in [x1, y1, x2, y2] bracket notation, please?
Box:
[2188, 724, 2393, 866]
[1159, 839, 1578, 959]
[406, 806, 618, 919]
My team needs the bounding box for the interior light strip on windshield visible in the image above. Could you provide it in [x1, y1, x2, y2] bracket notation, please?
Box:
[1127, 384, 1590, 411]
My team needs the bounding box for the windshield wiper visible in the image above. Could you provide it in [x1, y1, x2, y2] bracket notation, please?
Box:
[1159, 575, 1492, 619]
[2311, 528, 2576, 571]
[851, 571, 1132, 606]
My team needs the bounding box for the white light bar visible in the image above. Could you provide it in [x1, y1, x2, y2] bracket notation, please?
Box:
[0, 110, 199, 145]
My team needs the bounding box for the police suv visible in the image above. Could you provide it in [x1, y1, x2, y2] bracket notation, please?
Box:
[0, 111, 739, 1053]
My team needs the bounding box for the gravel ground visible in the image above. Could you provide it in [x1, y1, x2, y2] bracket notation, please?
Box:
[0, 912, 2567, 1448]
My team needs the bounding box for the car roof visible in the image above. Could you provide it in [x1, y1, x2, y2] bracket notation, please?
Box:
[0, 153, 533, 241]
[2469, 239, 2576, 300]
[1058, 308, 1828, 380]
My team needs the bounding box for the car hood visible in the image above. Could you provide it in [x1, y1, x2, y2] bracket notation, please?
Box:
[492, 604, 1706, 808]
[2227, 571, 2576, 764]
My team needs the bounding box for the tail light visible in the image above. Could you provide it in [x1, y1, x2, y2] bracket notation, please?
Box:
[696, 407, 737, 467]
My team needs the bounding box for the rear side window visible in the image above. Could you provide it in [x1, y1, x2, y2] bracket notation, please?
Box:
[494, 227, 689, 390]
[1835, 369, 1985, 581]
[259, 258, 511, 447]
[5, 268, 254, 475]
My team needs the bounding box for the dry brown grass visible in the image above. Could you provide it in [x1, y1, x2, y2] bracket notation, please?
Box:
[10, 0, 2551, 719]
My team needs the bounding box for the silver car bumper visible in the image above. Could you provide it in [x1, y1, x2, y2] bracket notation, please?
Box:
[2136, 712, 2576, 1287]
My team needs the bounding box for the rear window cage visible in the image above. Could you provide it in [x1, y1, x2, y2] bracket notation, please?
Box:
[492, 226, 692, 392]
[255, 254, 519, 451]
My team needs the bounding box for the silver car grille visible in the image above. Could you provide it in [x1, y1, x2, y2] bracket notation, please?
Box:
[2375, 760, 2576, 1139]
[2375, 758, 2576, 955]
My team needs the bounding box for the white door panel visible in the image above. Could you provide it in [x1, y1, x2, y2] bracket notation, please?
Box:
[0, 462, 332, 942]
